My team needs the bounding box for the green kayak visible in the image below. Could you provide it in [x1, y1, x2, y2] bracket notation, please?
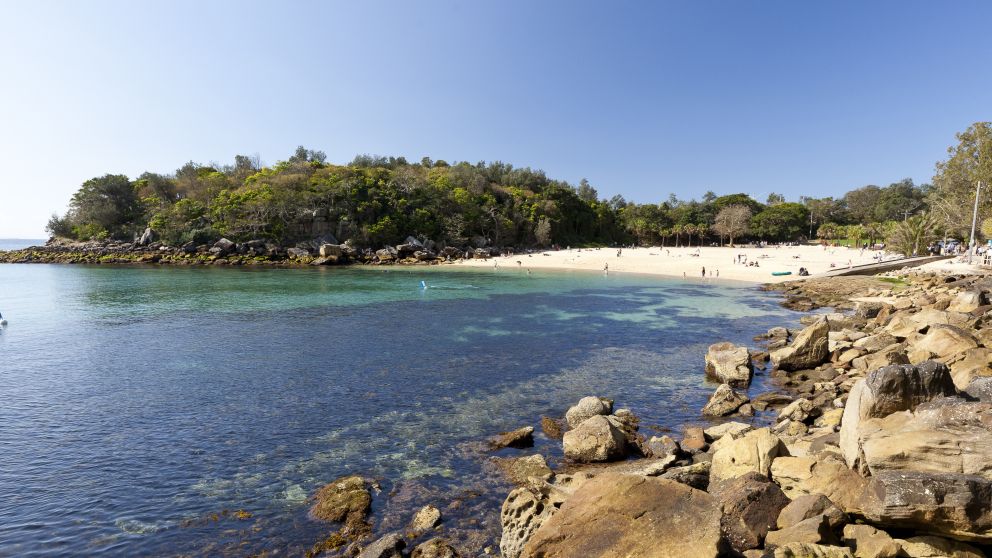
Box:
[771, 271, 793, 276]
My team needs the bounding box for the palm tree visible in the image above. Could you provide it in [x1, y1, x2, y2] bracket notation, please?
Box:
[672, 224, 684, 247]
[888, 213, 939, 257]
[658, 227, 670, 248]
[695, 223, 709, 247]
[816, 223, 839, 243]
[684, 224, 697, 248]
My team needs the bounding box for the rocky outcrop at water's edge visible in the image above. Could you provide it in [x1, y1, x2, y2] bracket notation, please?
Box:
[0, 235, 509, 266]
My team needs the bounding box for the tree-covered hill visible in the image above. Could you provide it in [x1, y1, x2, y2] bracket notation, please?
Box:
[44, 122, 990, 253]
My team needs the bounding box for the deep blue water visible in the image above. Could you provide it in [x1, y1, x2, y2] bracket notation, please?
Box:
[0, 264, 798, 556]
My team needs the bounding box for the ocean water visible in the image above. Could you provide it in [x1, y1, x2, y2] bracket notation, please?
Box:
[0, 264, 799, 556]
[0, 239, 46, 251]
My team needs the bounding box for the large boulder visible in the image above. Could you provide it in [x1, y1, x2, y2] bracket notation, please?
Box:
[770, 456, 869, 515]
[213, 237, 236, 254]
[564, 396, 612, 428]
[562, 415, 626, 462]
[840, 362, 957, 470]
[949, 290, 987, 313]
[711, 428, 786, 482]
[856, 400, 992, 479]
[772, 317, 830, 371]
[861, 470, 992, 542]
[319, 243, 345, 258]
[948, 348, 992, 390]
[915, 325, 979, 359]
[500, 479, 579, 558]
[521, 474, 725, 557]
[705, 342, 754, 387]
[702, 383, 749, 416]
[137, 227, 156, 246]
[709, 472, 791, 552]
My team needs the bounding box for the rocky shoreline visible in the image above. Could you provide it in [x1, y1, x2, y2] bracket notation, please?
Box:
[7, 242, 987, 557]
[0, 236, 503, 267]
[298, 268, 992, 558]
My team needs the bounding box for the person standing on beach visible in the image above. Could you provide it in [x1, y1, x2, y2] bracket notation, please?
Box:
[701, 266, 706, 278]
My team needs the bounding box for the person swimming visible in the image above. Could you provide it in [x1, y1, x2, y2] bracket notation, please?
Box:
[420, 280, 428, 289]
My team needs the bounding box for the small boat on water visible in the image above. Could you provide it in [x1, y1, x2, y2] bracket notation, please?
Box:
[771, 271, 793, 276]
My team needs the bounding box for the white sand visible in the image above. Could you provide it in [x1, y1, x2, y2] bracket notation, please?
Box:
[452, 244, 889, 284]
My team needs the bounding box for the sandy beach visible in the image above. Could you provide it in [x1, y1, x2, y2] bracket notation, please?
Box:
[453, 244, 892, 284]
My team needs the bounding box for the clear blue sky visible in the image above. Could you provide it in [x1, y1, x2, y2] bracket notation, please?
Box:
[1, 0, 990, 237]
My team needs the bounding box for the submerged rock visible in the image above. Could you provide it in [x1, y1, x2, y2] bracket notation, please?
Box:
[490, 426, 535, 450]
[493, 454, 553, 485]
[410, 504, 442, 533]
[357, 532, 405, 558]
[310, 475, 372, 527]
[411, 537, 459, 558]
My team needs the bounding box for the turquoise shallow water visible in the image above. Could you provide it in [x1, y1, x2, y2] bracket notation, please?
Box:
[0, 263, 798, 556]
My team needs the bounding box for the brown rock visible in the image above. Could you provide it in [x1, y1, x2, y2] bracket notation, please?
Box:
[840, 362, 957, 470]
[710, 472, 791, 552]
[411, 538, 458, 558]
[772, 317, 830, 371]
[564, 396, 612, 428]
[706, 342, 754, 387]
[841, 524, 901, 558]
[540, 416, 565, 439]
[764, 515, 834, 548]
[710, 428, 785, 482]
[310, 475, 372, 527]
[357, 533, 405, 558]
[702, 383, 749, 416]
[862, 470, 992, 542]
[521, 474, 725, 558]
[493, 454, 553, 485]
[777, 494, 847, 531]
[490, 426, 535, 450]
[897, 535, 987, 558]
[769, 543, 854, 558]
[562, 415, 626, 462]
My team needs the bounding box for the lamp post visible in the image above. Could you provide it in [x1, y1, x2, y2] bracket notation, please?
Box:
[968, 181, 982, 265]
